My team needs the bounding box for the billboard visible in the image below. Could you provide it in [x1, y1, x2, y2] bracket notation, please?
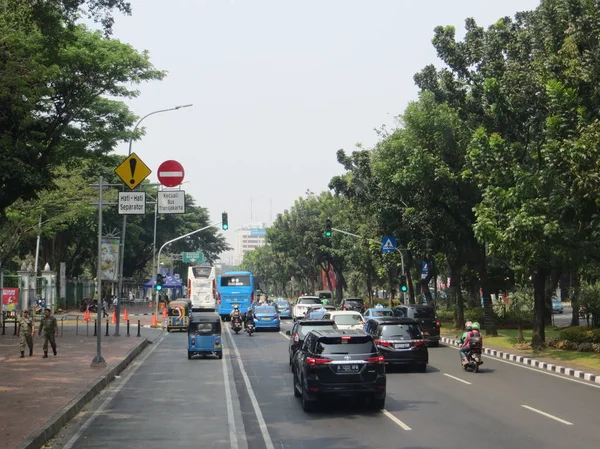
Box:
[2, 287, 20, 312]
[101, 238, 120, 281]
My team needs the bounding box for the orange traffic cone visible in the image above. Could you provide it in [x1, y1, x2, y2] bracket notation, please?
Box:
[123, 309, 129, 321]
[111, 310, 116, 324]
[162, 306, 168, 318]
[152, 313, 157, 326]
[83, 310, 89, 322]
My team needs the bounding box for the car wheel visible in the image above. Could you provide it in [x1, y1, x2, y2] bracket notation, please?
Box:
[301, 385, 315, 412]
[417, 363, 427, 373]
[430, 341, 439, 347]
[293, 371, 301, 398]
[276, 327, 280, 332]
[218, 352, 223, 360]
[187, 352, 192, 360]
[371, 395, 385, 410]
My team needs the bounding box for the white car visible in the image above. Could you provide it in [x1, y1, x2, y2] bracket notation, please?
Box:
[321, 311, 365, 330]
[292, 296, 322, 321]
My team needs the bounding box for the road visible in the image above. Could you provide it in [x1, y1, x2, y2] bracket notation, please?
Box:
[552, 306, 573, 326]
[48, 315, 600, 449]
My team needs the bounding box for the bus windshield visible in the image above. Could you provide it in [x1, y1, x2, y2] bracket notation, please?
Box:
[192, 266, 212, 278]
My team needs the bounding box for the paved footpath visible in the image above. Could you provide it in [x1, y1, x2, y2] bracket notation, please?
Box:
[0, 311, 163, 449]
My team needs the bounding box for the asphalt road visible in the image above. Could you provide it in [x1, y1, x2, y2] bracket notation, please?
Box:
[552, 306, 573, 326]
[48, 315, 600, 449]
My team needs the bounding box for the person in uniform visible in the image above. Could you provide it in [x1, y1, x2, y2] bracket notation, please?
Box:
[38, 308, 58, 358]
[18, 310, 34, 358]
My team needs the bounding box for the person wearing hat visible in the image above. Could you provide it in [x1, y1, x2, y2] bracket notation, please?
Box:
[18, 310, 34, 358]
[38, 308, 58, 358]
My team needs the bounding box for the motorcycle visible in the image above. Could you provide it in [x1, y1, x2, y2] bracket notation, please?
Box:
[245, 320, 255, 337]
[463, 340, 483, 373]
[232, 318, 242, 334]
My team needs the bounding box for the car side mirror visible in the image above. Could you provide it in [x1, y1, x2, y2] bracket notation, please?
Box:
[285, 330, 291, 336]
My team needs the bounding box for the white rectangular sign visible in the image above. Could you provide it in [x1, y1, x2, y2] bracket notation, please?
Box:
[118, 191, 146, 215]
[158, 190, 185, 214]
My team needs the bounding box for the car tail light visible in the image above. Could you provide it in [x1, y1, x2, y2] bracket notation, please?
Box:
[342, 336, 352, 340]
[436, 320, 441, 327]
[293, 333, 299, 344]
[307, 357, 331, 365]
[215, 336, 221, 344]
[375, 339, 393, 347]
[274, 314, 279, 319]
[191, 337, 196, 345]
[413, 340, 427, 347]
[342, 304, 347, 310]
[217, 293, 221, 304]
[364, 355, 385, 363]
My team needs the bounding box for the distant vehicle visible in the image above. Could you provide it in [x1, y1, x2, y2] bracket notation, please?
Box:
[292, 296, 322, 321]
[340, 298, 366, 314]
[217, 271, 257, 320]
[552, 299, 564, 314]
[314, 290, 333, 302]
[394, 305, 441, 347]
[292, 329, 386, 412]
[187, 265, 216, 312]
[274, 298, 292, 319]
[305, 305, 336, 320]
[254, 305, 280, 331]
[363, 307, 394, 319]
[321, 311, 365, 330]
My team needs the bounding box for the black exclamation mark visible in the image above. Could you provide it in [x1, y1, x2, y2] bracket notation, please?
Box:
[129, 158, 137, 185]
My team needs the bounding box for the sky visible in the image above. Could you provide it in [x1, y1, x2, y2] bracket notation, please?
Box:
[108, 0, 541, 261]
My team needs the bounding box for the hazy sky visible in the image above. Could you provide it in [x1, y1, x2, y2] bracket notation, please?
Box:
[109, 0, 541, 259]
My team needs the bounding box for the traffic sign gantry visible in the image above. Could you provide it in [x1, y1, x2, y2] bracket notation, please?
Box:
[157, 160, 185, 187]
[114, 153, 152, 190]
[183, 251, 204, 263]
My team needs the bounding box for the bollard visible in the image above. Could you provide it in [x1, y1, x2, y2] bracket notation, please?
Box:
[105, 319, 109, 336]
[137, 320, 141, 337]
[2, 319, 5, 335]
[127, 320, 130, 337]
[13, 320, 17, 336]
[86, 319, 89, 336]
[94, 319, 97, 336]
[60, 317, 64, 337]
[76, 316, 79, 336]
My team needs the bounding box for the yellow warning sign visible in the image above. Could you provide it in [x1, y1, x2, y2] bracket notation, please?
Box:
[114, 153, 152, 190]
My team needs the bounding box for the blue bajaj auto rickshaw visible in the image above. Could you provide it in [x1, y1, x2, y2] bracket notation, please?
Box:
[188, 316, 223, 360]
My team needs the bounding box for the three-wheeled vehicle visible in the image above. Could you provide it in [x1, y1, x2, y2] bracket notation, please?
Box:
[187, 315, 223, 360]
[167, 299, 192, 332]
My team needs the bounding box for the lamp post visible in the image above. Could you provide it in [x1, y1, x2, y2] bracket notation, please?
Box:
[115, 104, 193, 336]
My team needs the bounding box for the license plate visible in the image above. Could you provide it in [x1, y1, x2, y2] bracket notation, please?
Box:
[394, 343, 410, 349]
[336, 364, 360, 373]
[261, 317, 270, 320]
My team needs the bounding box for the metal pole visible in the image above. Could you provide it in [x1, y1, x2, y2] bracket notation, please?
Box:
[154, 221, 221, 319]
[92, 177, 106, 367]
[116, 104, 193, 336]
[33, 215, 42, 275]
[151, 190, 158, 309]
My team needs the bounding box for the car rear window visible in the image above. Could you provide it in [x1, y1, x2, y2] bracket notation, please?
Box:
[299, 298, 322, 305]
[371, 310, 393, 317]
[380, 324, 423, 339]
[333, 314, 363, 325]
[298, 324, 335, 337]
[412, 308, 436, 319]
[315, 336, 376, 355]
[345, 299, 364, 305]
[255, 306, 276, 314]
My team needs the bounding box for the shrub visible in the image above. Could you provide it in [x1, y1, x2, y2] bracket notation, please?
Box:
[577, 342, 594, 352]
[464, 308, 485, 324]
[558, 326, 600, 344]
[437, 310, 454, 322]
[546, 337, 559, 348]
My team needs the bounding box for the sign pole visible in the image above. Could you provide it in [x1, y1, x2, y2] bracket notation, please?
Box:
[92, 177, 106, 367]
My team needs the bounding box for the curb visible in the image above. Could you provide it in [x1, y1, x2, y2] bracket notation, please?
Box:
[441, 336, 600, 385]
[16, 338, 150, 449]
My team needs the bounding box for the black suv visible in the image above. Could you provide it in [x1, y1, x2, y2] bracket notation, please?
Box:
[286, 319, 337, 368]
[364, 317, 428, 371]
[291, 329, 386, 412]
[394, 305, 440, 346]
[340, 298, 366, 313]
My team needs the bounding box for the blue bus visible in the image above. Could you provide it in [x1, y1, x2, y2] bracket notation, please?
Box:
[217, 271, 257, 320]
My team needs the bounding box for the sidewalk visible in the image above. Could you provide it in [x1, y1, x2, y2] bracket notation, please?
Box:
[0, 322, 161, 449]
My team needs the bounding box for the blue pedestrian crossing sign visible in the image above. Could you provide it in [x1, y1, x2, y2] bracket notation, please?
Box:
[381, 236, 396, 253]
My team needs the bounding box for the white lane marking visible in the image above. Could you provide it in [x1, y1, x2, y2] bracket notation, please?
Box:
[279, 331, 290, 340]
[62, 334, 166, 449]
[222, 348, 239, 449]
[443, 373, 472, 385]
[521, 405, 574, 425]
[382, 409, 412, 431]
[445, 343, 600, 389]
[226, 325, 275, 449]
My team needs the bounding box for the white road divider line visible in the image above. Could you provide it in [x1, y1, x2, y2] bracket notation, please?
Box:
[521, 405, 574, 425]
[443, 373, 472, 385]
[226, 325, 275, 449]
[279, 331, 290, 340]
[382, 409, 412, 431]
[62, 333, 166, 449]
[222, 348, 239, 449]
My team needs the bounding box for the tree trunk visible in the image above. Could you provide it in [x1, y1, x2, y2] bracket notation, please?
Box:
[531, 268, 548, 350]
[570, 272, 580, 327]
[366, 272, 374, 307]
[450, 264, 464, 329]
[334, 267, 345, 305]
[544, 268, 561, 326]
[517, 320, 525, 343]
[406, 271, 416, 305]
[478, 248, 497, 336]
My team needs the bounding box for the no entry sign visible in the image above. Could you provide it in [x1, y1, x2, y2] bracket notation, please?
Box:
[157, 160, 185, 187]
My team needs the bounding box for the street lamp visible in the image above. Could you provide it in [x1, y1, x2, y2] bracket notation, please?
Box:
[115, 104, 193, 336]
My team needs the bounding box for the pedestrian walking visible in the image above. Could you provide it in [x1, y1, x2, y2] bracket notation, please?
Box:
[102, 299, 109, 318]
[38, 308, 58, 358]
[18, 310, 34, 358]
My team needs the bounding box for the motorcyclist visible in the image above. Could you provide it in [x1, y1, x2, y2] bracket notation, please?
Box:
[460, 321, 482, 365]
[230, 305, 242, 328]
[244, 307, 254, 329]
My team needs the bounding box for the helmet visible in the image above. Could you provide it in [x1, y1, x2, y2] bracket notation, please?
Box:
[472, 322, 480, 330]
[465, 321, 473, 330]
[233, 305, 239, 310]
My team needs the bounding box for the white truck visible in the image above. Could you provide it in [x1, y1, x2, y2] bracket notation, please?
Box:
[292, 296, 323, 321]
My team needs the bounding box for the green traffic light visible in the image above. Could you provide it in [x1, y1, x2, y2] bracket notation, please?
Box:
[222, 224, 228, 230]
[325, 231, 331, 237]
[156, 285, 162, 291]
[401, 286, 407, 292]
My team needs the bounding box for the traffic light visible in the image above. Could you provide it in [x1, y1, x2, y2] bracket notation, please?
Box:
[399, 275, 408, 292]
[325, 218, 332, 237]
[156, 273, 164, 291]
[222, 212, 228, 230]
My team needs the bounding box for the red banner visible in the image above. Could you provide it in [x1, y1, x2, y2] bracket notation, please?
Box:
[321, 265, 337, 290]
[2, 288, 20, 312]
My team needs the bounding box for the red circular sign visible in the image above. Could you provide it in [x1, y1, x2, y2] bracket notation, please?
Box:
[157, 160, 185, 187]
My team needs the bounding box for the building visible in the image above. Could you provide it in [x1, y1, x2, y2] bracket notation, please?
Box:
[232, 223, 267, 265]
